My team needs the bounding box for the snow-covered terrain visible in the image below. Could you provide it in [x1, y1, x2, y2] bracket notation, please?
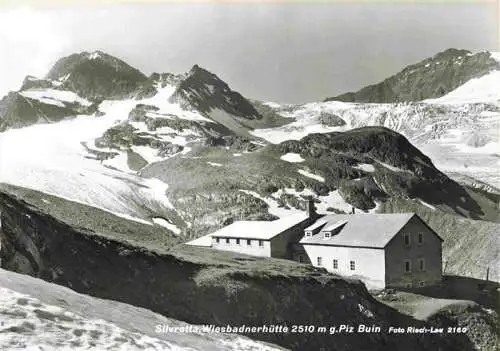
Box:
[0, 286, 177, 351]
[297, 169, 325, 182]
[0, 269, 285, 351]
[424, 70, 500, 104]
[0, 84, 213, 226]
[252, 59, 500, 188]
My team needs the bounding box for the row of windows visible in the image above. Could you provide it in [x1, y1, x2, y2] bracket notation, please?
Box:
[406, 281, 427, 288]
[404, 258, 425, 272]
[403, 232, 424, 246]
[316, 257, 356, 271]
[313, 257, 425, 272]
[215, 237, 265, 247]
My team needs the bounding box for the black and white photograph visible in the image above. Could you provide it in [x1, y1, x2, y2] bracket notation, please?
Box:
[0, 0, 498, 350]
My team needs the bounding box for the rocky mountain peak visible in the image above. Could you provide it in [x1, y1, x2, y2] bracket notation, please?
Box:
[182, 64, 230, 91]
[45, 50, 149, 100]
[188, 64, 216, 78]
[325, 48, 500, 103]
[168, 64, 262, 120]
[433, 48, 471, 60]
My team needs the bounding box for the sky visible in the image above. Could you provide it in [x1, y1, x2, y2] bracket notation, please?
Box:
[0, 1, 498, 103]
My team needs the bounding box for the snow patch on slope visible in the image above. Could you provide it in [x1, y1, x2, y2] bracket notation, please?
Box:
[88, 51, 101, 60]
[207, 162, 223, 167]
[239, 189, 303, 218]
[131, 145, 163, 164]
[141, 85, 212, 122]
[20, 88, 92, 107]
[242, 186, 375, 218]
[418, 199, 437, 211]
[280, 153, 304, 163]
[375, 161, 412, 174]
[425, 70, 500, 104]
[489, 51, 500, 64]
[102, 151, 135, 174]
[152, 217, 181, 235]
[354, 163, 375, 173]
[273, 188, 356, 214]
[297, 169, 325, 182]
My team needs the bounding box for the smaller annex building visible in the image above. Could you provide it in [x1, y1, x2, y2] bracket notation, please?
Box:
[186, 201, 443, 289]
[188, 212, 311, 258]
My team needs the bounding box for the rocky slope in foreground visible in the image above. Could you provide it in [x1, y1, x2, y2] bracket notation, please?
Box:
[324, 49, 500, 103]
[0, 189, 475, 351]
[0, 268, 285, 351]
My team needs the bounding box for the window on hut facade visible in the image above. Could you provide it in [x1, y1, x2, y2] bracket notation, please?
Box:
[418, 258, 425, 271]
[404, 260, 411, 273]
[350, 261, 355, 271]
[418, 232, 424, 245]
[333, 259, 338, 269]
[247, 239, 251, 246]
[317, 257, 322, 266]
[404, 233, 411, 246]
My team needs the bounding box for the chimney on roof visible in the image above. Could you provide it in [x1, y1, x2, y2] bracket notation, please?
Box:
[351, 206, 355, 214]
[307, 198, 317, 219]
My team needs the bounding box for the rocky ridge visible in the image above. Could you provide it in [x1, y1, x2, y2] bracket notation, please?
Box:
[325, 49, 500, 103]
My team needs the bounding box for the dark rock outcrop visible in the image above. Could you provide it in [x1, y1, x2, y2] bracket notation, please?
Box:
[95, 122, 184, 158]
[203, 135, 261, 152]
[278, 127, 485, 217]
[318, 112, 346, 127]
[126, 104, 237, 137]
[128, 104, 160, 122]
[0, 92, 77, 131]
